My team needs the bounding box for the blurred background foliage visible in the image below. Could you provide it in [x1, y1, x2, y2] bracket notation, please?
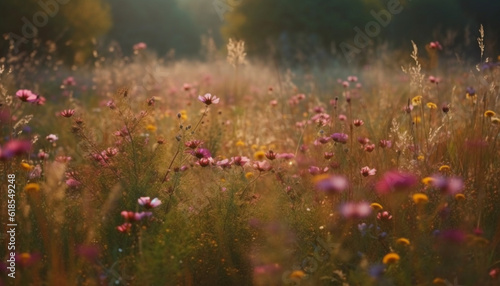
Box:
[0, 0, 498, 65]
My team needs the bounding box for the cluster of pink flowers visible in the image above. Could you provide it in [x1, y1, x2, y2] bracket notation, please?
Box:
[117, 196, 161, 233]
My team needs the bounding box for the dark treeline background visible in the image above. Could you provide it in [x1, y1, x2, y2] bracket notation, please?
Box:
[0, 0, 498, 65]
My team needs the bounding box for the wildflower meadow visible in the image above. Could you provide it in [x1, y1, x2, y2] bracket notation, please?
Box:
[1, 20, 500, 286]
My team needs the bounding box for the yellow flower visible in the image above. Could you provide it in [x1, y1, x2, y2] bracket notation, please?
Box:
[24, 183, 40, 193]
[245, 172, 254, 179]
[433, 278, 447, 285]
[21, 162, 34, 171]
[417, 155, 424, 161]
[426, 102, 437, 109]
[491, 117, 500, 125]
[455, 193, 465, 201]
[290, 270, 306, 279]
[146, 124, 157, 132]
[484, 110, 496, 117]
[412, 193, 429, 205]
[413, 116, 421, 124]
[382, 252, 400, 264]
[439, 165, 450, 172]
[235, 140, 245, 147]
[411, 95, 422, 106]
[260, 145, 267, 150]
[422, 177, 434, 185]
[179, 110, 188, 120]
[396, 238, 410, 246]
[303, 112, 308, 118]
[254, 150, 266, 160]
[251, 144, 258, 150]
[370, 203, 383, 210]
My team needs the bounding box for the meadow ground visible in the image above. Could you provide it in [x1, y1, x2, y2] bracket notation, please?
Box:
[0, 39, 499, 286]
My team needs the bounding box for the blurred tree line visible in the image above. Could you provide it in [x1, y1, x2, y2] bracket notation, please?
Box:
[0, 0, 498, 65]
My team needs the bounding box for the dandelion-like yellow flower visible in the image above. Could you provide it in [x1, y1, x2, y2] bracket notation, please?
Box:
[370, 203, 383, 210]
[422, 177, 434, 185]
[24, 183, 40, 193]
[433, 278, 447, 285]
[455, 193, 466, 201]
[417, 155, 424, 161]
[484, 110, 496, 117]
[382, 252, 400, 264]
[412, 193, 429, 205]
[245, 172, 254, 179]
[396, 238, 410, 246]
[21, 162, 34, 171]
[426, 102, 437, 109]
[146, 124, 157, 132]
[254, 150, 266, 160]
[439, 165, 450, 172]
[290, 270, 306, 279]
[411, 95, 422, 106]
[491, 117, 500, 125]
[413, 116, 421, 124]
[235, 140, 245, 147]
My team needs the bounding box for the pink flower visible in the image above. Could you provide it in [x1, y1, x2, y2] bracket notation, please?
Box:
[63, 76, 76, 86]
[377, 211, 392, 221]
[379, 140, 392, 148]
[16, 89, 38, 102]
[340, 202, 372, 219]
[253, 161, 272, 172]
[429, 76, 441, 84]
[347, 76, 358, 82]
[231, 156, 250, 166]
[46, 134, 58, 143]
[360, 166, 376, 177]
[342, 81, 350, 88]
[324, 152, 334, 159]
[60, 109, 75, 117]
[429, 41, 442, 50]
[0, 140, 32, 160]
[183, 83, 191, 91]
[364, 144, 375, 152]
[138, 197, 162, 209]
[117, 223, 132, 233]
[331, 133, 348, 144]
[338, 114, 347, 121]
[431, 175, 464, 195]
[66, 178, 81, 188]
[353, 119, 364, 127]
[184, 140, 203, 149]
[276, 153, 295, 160]
[198, 93, 220, 105]
[133, 42, 147, 51]
[375, 171, 417, 194]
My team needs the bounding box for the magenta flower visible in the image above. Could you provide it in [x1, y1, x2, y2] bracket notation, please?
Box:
[377, 211, 392, 221]
[198, 157, 214, 167]
[60, 109, 75, 118]
[0, 140, 32, 160]
[353, 119, 364, 127]
[198, 93, 220, 105]
[16, 89, 38, 102]
[331, 133, 348, 144]
[364, 144, 375, 152]
[117, 223, 132, 233]
[314, 175, 349, 194]
[138, 197, 162, 209]
[63, 76, 76, 86]
[379, 140, 392, 148]
[375, 171, 417, 194]
[121, 211, 152, 221]
[66, 178, 81, 188]
[340, 202, 372, 219]
[190, 148, 211, 159]
[360, 166, 376, 177]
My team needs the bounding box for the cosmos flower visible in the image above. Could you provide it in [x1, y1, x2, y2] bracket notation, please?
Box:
[16, 89, 38, 102]
[331, 133, 348, 144]
[60, 109, 75, 118]
[198, 93, 220, 105]
[314, 174, 348, 194]
[360, 166, 376, 177]
[339, 201, 372, 219]
[138, 197, 162, 209]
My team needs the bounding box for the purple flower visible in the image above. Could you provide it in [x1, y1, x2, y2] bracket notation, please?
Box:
[198, 93, 220, 105]
[375, 171, 417, 194]
[466, 86, 476, 96]
[314, 175, 349, 194]
[431, 175, 464, 195]
[0, 140, 32, 160]
[190, 148, 211, 159]
[138, 197, 162, 209]
[439, 229, 466, 244]
[331, 133, 348, 144]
